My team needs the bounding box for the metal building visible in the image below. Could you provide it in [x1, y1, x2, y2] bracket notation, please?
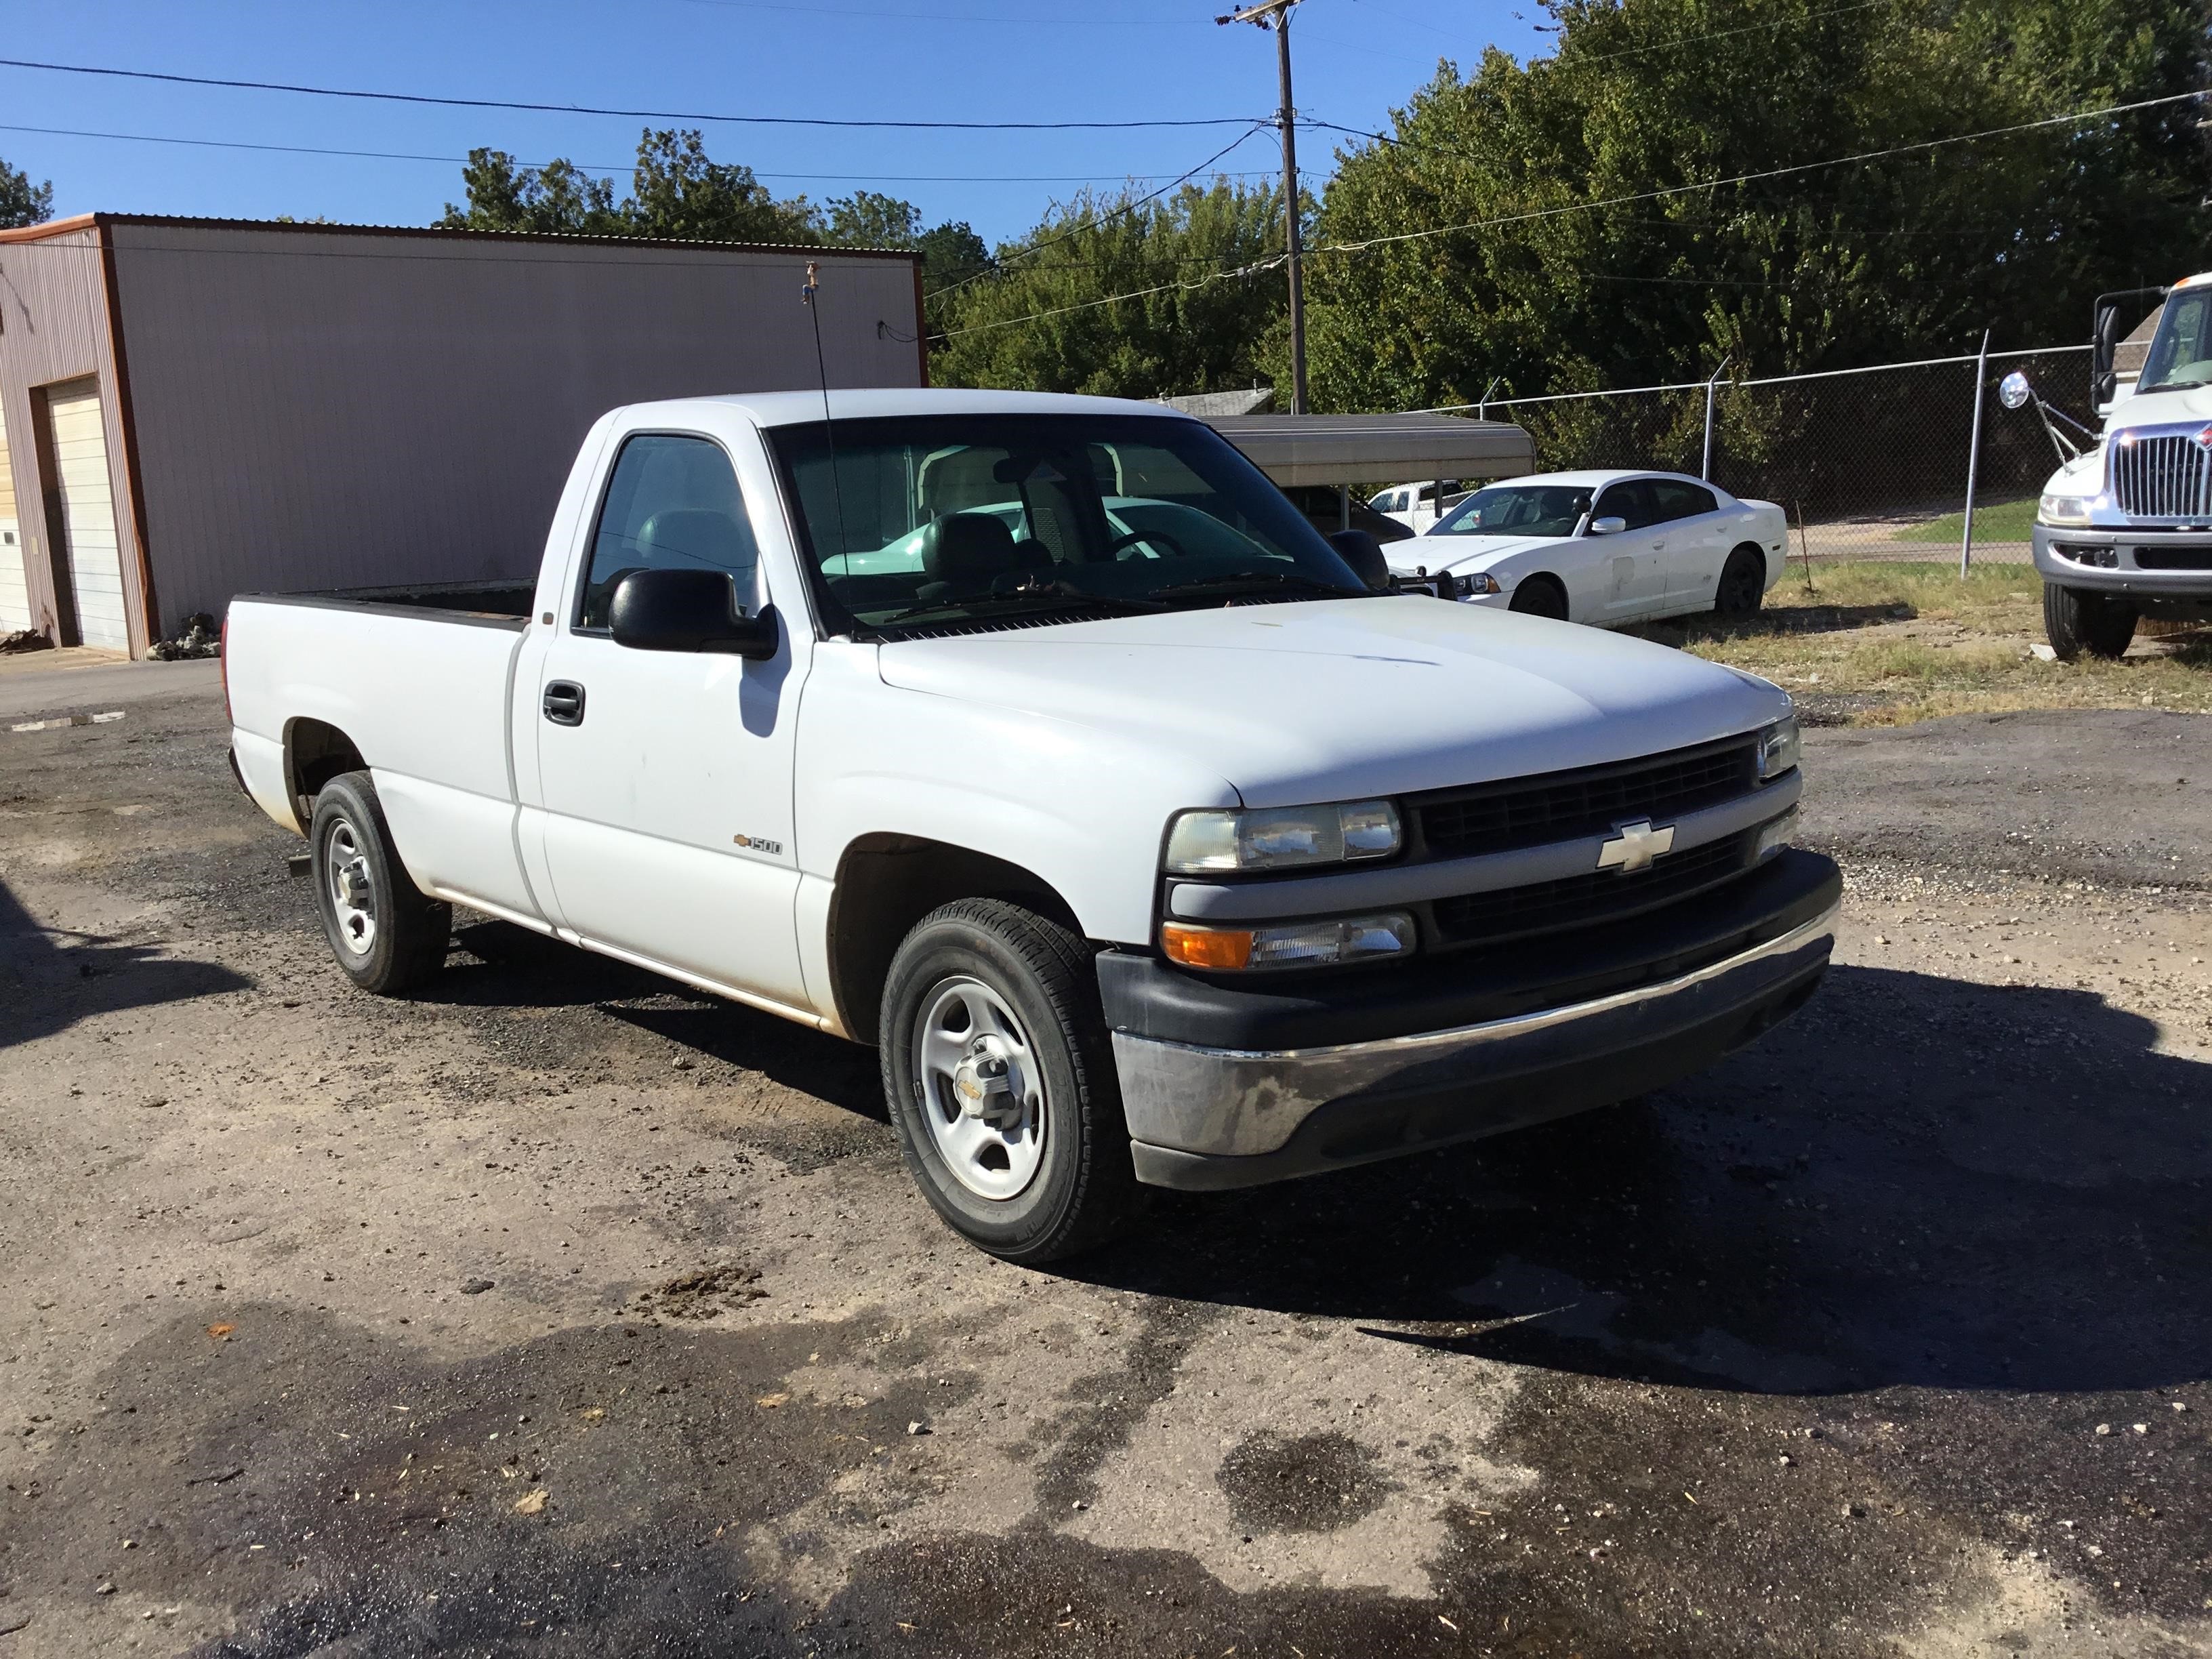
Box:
[0, 215, 924, 655]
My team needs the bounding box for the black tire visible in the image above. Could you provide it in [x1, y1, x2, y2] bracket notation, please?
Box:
[308, 771, 451, 995]
[1715, 546, 1767, 617]
[1508, 573, 1570, 620]
[879, 898, 1141, 1262]
[2043, 582, 2137, 661]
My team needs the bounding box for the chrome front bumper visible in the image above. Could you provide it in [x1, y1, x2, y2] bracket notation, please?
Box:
[2032, 525, 2212, 600]
[1113, 897, 1839, 1191]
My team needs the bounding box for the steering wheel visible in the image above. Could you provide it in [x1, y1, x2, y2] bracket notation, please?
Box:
[1106, 527, 1189, 561]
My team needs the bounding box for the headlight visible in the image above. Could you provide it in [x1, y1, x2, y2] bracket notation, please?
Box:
[1457, 573, 1502, 597]
[1164, 800, 1400, 875]
[1757, 715, 1801, 781]
[1755, 806, 1799, 863]
[2038, 491, 2093, 528]
[1162, 912, 1415, 971]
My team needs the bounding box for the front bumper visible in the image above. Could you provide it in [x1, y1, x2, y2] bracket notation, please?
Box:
[2032, 525, 2212, 602]
[1107, 850, 1840, 1191]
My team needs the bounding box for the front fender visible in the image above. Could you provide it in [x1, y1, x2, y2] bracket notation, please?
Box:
[794, 644, 1238, 945]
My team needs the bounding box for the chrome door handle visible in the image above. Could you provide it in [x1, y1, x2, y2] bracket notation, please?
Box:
[542, 681, 586, 726]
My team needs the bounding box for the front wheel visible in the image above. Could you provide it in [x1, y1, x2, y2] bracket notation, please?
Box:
[2043, 582, 2137, 661]
[879, 899, 1141, 1262]
[1507, 574, 1570, 620]
[308, 772, 451, 995]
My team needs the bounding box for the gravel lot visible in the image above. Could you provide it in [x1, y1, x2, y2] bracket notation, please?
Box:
[0, 661, 2206, 1658]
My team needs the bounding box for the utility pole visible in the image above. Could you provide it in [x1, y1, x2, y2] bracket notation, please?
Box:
[1218, 0, 1307, 413]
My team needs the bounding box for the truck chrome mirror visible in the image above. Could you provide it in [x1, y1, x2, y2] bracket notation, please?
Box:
[1327, 529, 1391, 591]
[1587, 515, 1627, 536]
[1998, 371, 2032, 411]
[608, 567, 778, 660]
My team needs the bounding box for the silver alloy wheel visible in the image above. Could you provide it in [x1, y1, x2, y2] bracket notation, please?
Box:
[912, 975, 1046, 1202]
[325, 817, 377, 957]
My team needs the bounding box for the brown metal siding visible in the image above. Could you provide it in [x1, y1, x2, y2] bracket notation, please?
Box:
[104, 222, 924, 624]
[0, 223, 145, 649]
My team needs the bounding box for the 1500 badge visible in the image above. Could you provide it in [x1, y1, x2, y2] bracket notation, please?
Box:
[731, 833, 783, 855]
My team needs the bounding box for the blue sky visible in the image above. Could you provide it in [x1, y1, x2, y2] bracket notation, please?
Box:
[1, 0, 1545, 245]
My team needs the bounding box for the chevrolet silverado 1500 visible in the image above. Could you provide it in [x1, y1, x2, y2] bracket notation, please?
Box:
[226, 389, 1840, 1261]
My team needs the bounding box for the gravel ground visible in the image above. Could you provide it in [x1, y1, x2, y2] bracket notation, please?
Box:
[0, 668, 2206, 1658]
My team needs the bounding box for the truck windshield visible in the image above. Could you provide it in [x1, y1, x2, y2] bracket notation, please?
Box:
[2135, 289, 2212, 394]
[766, 414, 1366, 636]
[1431, 484, 1593, 539]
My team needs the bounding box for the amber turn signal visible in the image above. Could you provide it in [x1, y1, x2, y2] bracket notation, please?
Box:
[1161, 922, 1254, 970]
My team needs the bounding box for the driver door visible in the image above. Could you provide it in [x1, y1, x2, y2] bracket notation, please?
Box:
[531, 430, 811, 1011]
[1592, 480, 1672, 621]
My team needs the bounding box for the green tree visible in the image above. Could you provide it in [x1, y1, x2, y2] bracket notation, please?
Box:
[439, 129, 821, 242]
[930, 180, 1287, 398]
[825, 190, 923, 247]
[0, 157, 53, 228]
[1300, 0, 2210, 413]
[627, 129, 821, 243]
[916, 221, 993, 295]
[439, 150, 625, 235]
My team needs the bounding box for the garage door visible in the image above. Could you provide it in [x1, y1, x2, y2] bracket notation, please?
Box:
[46, 380, 129, 651]
[0, 404, 26, 632]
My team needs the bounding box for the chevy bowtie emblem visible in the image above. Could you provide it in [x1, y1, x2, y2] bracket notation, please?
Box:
[1597, 819, 1675, 874]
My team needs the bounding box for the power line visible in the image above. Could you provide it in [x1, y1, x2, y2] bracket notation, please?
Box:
[924, 122, 1274, 303]
[937, 88, 2207, 339]
[679, 0, 1204, 21]
[0, 120, 1279, 187]
[1305, 89, 2208, 262]
[0, 55, 1262, 131]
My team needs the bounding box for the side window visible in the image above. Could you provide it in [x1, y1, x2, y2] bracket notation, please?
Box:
[577, 434, 760, 629]
[1649, 480, 1719, 523]
[1594, 480, 1658, 531]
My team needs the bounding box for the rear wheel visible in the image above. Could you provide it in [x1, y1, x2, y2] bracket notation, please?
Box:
[309, 772, 450, 995]
[879, 899, 1140, 1262]
[2043, 582, 2137, 661]
[1715, 547, 1767, 617]
[1507, 573, 1570, 620]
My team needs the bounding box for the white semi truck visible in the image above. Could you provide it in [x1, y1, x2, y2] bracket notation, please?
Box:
[2019, 274, 2212, 659]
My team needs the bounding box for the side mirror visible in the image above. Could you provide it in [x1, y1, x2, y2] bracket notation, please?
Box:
[1587, 515, 1628, 536]
[1998, 371, 2032, 411]
[609, 567, 778, 660]
[1328, 529, 1393, 591]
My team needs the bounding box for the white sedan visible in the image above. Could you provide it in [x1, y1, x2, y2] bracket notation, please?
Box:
[1387, 470, 1789, 626]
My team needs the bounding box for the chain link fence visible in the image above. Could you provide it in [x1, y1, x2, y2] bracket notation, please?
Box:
[1464, 345, 2091, 565]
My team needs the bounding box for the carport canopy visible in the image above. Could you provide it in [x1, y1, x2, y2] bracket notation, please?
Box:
[1201, 411, 1535, 489]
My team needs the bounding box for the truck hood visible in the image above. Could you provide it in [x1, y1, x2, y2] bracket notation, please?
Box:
[874, 598, 1787, 804]
[2116, 384, 2212, 426]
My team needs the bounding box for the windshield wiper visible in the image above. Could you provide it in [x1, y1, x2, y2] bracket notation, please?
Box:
[2137, 376, 2211, 394]
[873, 581, 1164, 626]
[1148, 571, 1364, 602]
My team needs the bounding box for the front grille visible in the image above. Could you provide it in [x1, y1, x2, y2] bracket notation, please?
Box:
[1431, 833, 1752, 947]
[1416, 737, 1757, 859]
[2111, 433, 2212, 519]
[2135, 545, 2212, 571]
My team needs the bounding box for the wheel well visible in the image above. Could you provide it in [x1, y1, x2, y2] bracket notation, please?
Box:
[827, 835, 1083, 1046]
[284, 718, 368, 830]
[1727, 540, 1767, 565]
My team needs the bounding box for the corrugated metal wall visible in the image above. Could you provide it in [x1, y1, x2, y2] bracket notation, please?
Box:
[0, 404, 28, 630]
[107, 222, 924, 629]
[0, 222, 147, 651]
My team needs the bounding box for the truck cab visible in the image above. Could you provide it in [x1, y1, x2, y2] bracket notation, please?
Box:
[2028, 274, 2212, 659]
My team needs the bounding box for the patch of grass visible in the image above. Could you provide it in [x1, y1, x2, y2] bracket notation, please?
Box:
[1666, 560, 2212, 726]
[1889, 496, 2039, 544]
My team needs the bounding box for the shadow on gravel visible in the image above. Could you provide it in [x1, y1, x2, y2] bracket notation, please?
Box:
[1633, 602, 1908, 646]
[1073, 963, 2212, 1398]
[0, 875, 249, 1049]
[426, 916, 884, 1116]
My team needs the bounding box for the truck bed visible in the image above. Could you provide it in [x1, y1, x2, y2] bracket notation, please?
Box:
[234, 579, 535, 628]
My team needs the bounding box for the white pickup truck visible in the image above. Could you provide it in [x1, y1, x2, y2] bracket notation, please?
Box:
[226, 389, 1839, 1261]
